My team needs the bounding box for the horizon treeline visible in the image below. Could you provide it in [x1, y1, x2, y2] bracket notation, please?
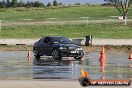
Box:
[0, 0, 113, 8]
[0, 0, 85, 8]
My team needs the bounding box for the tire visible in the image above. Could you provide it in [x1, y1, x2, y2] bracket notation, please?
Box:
[79, 78, 91, 87]
[33, 48, 40, 59]
[52, 49, 62, 60]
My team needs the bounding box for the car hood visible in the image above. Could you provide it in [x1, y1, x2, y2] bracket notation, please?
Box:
[53, 44, 80, 48]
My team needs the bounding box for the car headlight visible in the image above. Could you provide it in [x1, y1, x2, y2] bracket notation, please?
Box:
[59, 47, 67, 50]
[76, 48, 82, 50]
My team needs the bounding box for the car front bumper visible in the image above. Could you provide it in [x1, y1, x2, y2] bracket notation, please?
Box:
[60, 50, 84, 57]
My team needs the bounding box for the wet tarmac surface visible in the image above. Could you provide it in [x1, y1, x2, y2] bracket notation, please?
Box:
[0, 51, 132, 80]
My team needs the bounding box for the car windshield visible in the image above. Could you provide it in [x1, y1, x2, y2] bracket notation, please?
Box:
[51, 37, 73, 44]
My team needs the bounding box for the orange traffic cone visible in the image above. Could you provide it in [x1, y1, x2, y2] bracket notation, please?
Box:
[128, 52, 132, 67]
[128, 52, 132, 60]
[27, 49, 31, 65]
[85, 71, 89, 78]
[102, 71, 105, 80]
[102, 46, 105, 54]
[99, 46, 106, 72]
[99, 47, 105, 60]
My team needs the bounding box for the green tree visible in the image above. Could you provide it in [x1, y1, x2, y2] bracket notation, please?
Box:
[1, 0, 6, 8]
[47, 2, 52, 7]
[17, 1, 25, 7]
[53, 0, 58, 6]
[12, 0, 17, 3]
[34, 1, 44, 7]
[6, 0, 11, 7]
[75, 3, 81, 6]
[58, 2, 63, 6]
[6, 0, 10, 3]
[11, 0, 17, 7]
[104, 0, 132, 26]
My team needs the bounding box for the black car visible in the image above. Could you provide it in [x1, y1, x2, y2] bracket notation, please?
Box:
[33, 36, 84, 60]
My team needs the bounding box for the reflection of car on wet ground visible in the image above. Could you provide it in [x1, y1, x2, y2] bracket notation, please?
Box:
[33, 36, 84, 60]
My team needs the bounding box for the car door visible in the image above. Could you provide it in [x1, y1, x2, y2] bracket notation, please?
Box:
[42, 37, 53, 55]
[36, 37, 46, 55]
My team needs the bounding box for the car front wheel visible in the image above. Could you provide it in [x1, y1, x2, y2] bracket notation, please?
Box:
[52, 49, 62, 60]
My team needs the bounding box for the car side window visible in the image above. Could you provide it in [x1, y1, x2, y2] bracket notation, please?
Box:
[44, 37, 50, 43]
[37, 37, 45, 44]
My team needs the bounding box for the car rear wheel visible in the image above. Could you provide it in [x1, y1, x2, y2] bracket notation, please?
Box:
[33, 48, 40, 59]
[52, 49, 62, 60]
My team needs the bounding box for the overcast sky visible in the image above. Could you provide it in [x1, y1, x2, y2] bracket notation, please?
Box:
[1, 0, 105, 5]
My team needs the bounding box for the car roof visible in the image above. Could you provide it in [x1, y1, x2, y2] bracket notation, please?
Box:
[45, 36, 65, 38]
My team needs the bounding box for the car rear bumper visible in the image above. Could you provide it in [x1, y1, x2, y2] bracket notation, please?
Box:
[60, 50, 84, 57]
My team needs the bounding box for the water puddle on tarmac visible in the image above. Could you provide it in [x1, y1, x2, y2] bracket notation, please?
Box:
[0, 51, 132, 80]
